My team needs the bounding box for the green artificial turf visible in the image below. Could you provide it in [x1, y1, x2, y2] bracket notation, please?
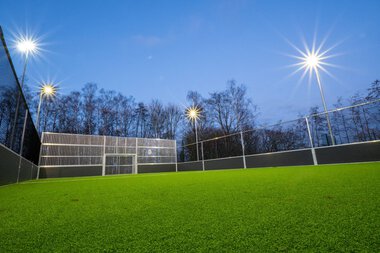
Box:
[0, 163, 379, 252]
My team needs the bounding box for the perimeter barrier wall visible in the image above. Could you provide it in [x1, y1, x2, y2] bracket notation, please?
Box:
[177, 100, 380, 171]
[177, 141, 380, 171]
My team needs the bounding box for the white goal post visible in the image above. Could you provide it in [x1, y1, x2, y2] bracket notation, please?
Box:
[102, 153, 137, 176]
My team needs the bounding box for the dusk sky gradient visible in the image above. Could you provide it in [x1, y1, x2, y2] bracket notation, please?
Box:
[0, 0, 379, 123]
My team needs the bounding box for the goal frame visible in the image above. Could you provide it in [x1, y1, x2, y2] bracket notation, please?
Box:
[102, 153, 137, 176]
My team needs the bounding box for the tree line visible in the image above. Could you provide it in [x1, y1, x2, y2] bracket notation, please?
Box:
[23, 80, 257, 142]
[17, 78, 379, 162]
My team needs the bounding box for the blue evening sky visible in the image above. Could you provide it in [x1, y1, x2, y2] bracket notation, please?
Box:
[1, 0, 379, 123]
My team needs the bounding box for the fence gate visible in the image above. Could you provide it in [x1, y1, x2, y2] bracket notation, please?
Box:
[103, 154, 137, 176]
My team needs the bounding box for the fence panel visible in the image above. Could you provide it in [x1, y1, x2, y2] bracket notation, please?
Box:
[243, 119, 310, 155]
[309, 100, 380, 147]
[202, 133, 243, 160]
[177, 99, 380, 168]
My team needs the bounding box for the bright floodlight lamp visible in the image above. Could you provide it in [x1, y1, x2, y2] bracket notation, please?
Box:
[189, 109, 197, 118]
[16, 38, 37, 55]
[36, 83, 58, 133]
[305, 54, 320, 69]
[186, 106, 201, 121]
[41, 84, 56, 97]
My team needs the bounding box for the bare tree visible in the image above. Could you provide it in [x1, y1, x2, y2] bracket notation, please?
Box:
[98, 89, 117, 135]
[120, 95, 136, 137]
[55, 92, 82, 133]
[134, 102, 148, 137]
[163, 104, 183, 139]
[81, 83, 98, 135]
[366, 79, 380, 100]
[148, 100, 165, 138]
[206, 81, 255, 135]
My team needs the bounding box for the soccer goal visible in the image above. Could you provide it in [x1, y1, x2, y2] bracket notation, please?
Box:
[102, 154, 137, 176]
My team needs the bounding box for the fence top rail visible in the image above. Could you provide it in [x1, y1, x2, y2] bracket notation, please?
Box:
[181, 118, 303, 147]
[42, 132, 175, 142]
[307, 98, 380, 118]
[179, 98, 380, 148]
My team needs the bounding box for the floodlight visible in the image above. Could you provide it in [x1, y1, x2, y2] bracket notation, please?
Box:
[186, 106, 201, 121]
[185, 105, 201, 161]
[305, 53, 320, 69]
[16, 38, 37, 55]
[36, 83, 58, 132]
[41, 84, 56, 97]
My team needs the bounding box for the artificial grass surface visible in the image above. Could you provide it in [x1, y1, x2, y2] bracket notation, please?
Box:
[0, 163, 379, 252]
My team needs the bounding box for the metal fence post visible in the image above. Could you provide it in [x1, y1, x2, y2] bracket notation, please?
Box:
[305, 116, 318, 165]
[240, 131, 247, 169]
[195, 120, 199, 161]
[16, 109, 28, 183]
[37, 132, 44, 179]
[102, 135, 106, 176]
[135, 138, 138, 174]
[175, 141, 178, 172]
[201, 141, 205, 171]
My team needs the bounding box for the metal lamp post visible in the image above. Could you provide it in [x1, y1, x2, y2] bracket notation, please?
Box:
[36, 84, 57, 133]
[16, 38, 37, 88]
[186, 106, 201, 161]
[9, 37, 38, 148]
[303, 53, 335, 145]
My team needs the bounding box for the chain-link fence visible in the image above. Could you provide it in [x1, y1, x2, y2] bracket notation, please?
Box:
[0, 27, 40, 165]
[178, 99, 380, 163]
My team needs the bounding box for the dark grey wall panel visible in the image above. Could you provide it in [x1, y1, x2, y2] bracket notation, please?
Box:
[39, 166, 102, 178]
[246, 149, 314, 168]
[32, 165, 38, 179]
[0, 144, 37, 185]
[205, 157, 244, 170]
[0, 145, 19, 185]
[138, 164, 176, 173]
[177, 161, 203, 171]
[315, 141, 380, 164]
[18, 159, 34, 182]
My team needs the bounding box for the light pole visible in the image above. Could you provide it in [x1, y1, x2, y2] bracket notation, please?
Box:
[16, 38, 37, 88]
[186, 106, 201, 161]
[9, 37, 38, 148]
[301, 52, 335, 145]
[289, 41, 337, 146]
[36, 84, 57, 133]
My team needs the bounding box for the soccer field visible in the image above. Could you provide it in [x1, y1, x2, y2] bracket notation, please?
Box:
[0, 163, 379, 252]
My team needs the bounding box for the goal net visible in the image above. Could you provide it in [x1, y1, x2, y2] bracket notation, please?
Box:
[103, 154, 136, 175]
